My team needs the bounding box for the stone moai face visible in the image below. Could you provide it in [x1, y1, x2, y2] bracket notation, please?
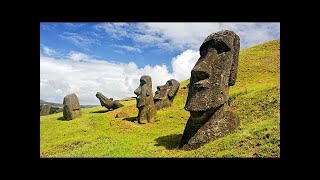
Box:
[63, 93, 81, 120]
[154, 79, 180, 110]
[180, 30, 240, 150]
[134, 75, 156, 124]
[185, 30, 240, 113]
[134, 75, 153, 108]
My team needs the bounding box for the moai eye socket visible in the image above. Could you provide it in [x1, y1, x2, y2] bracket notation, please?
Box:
[140, 79, 146, 86]
[199, 40, 231, 58]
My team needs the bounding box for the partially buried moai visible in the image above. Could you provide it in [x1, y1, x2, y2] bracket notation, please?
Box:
[179, 30, 240, 150]
[154, 79, 180, 110]
[63, 93, 82, 120]
[134, 75, 156, 124]
[96, 92, 123, 110]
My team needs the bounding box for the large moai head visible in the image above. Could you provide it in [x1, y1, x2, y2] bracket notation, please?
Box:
[180, 30, 240, 150]
[154, 79, 180, 110]
[63, 93, 81, 120]
[134, 75, 156, 124]
[185, 30, 240, 113]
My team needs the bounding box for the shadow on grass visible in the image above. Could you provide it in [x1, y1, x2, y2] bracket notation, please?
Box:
[154, 134, 182, 150]
[90, 109, 111, 113]
[123, 116, 137, 122]
[57, 117, 65, 120]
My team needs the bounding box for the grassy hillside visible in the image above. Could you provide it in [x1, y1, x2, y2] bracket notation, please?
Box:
[40, 40, 280, 157]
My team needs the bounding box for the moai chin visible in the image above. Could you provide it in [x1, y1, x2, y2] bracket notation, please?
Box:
[63, 93, 82, 120]
[154, 79, 180, 110]
[179, 30, 240, 150]
[134, 75, 156, 124]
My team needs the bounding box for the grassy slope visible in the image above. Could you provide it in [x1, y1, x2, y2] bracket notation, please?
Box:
[40, 40, 280, 157]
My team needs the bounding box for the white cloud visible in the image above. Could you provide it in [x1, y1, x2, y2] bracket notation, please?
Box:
[95, 22, 280, 50]
[172, 49, 200, 80]
[95, 23, 130, 39]
[59, 32, 98, 50]
[113, 45, 142, 53]
[40, 49, 200, 105]
[63, 23, 85, 29]
[68, 51, 90, 61]
[42, 45, 56, 56]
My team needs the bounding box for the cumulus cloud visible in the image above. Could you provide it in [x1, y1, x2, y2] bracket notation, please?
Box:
[40, 49, 199, 105]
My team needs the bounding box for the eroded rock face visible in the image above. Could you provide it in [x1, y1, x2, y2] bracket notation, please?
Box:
[40, 104, 51, 116]
[96, 92, 124, 110]
[63, 93, 81, 120]
[154, 79, 180, 110]
[134, 75, 156, 124]
[40, 105, 63, 116]
[180, 30, 240, 150]
[50, 107, 63, 114]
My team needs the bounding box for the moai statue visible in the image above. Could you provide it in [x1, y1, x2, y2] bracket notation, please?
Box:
[154, 79, 180, 110]
[179, 30, 240, 150]
[134, 75, 156, 124]
[63, 93, 82, 120]
[96, 92, 124, 110]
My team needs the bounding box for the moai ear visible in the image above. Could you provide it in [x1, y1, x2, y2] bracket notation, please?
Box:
[168, 81, 180, 98]
[228, 35, 240, 86]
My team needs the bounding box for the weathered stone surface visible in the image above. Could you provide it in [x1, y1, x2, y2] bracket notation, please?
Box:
[115, 111, 128, 118]
[154, 79, 180, 110]
[40, 104, 51, 116]
[49, 107, 63, 114]
[40, 105, 63, 116]
[180, 30, 240, 150]
[96, 92, 124, 110]
[63, 93, 82, 120]
[134, 75, 156, 124]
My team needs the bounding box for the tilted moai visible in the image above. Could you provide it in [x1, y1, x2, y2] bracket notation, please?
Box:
[96, 92, 124, 110]
[154, 79, 180, 110]
[63, 93, 82, 120]
[179, 30, 240, 150]
[134, 75, 156, 124]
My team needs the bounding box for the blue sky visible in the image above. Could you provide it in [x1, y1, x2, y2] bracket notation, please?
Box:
[40, 22, 280, 104]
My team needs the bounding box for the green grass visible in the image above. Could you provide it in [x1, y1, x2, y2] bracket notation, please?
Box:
[40, 39, 280, 157]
